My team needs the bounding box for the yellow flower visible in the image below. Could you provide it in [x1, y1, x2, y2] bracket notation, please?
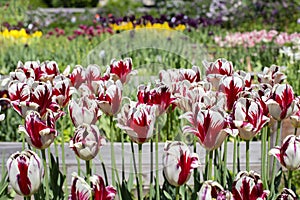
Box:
[0, 28, 42, 43]
[110, 21, 185, 32]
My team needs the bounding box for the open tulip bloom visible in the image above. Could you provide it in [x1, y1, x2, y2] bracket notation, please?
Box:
[7, 150, 44, 197]
[199, 180, 233, 200]
[163, 141, 200, 186]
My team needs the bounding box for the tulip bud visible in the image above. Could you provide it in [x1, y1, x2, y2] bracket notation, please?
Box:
[108, 58, 136, 84]
[69, 172, 92, 200]
[162, 141, 200, 186]
[199, 180, 233, 200]
[269, 135, 300, 170]
[69, 124, 106, 161]
[7, 150, 43, 196]
[90, 175, 117, 199]
[232, 171, 269, 200]
[276, 188, 297, 200]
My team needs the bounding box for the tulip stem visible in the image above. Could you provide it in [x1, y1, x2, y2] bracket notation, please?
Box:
[150, 139, 153, 200]
[86, 160, 91, 185]
[175, 186, 180, 200]
[246, 140, 250, 171]
[288, 170, 293, 188]
[155, 125, 160, 200]
[131, 141, 141, 200]
[222, 138, 228, 187]
[60, 116, 67, 197]
[270, 120, 282, 195]
[110, 116, 116, 186]
[138, 144, 143, 200]
[294, 128, 298, 136]
[261, 127, 268, 189]
[41, 149, 49, 200]
[76, 156, 81, 176]
[208, 151, 213, 180]
[233, 137, 237, 176]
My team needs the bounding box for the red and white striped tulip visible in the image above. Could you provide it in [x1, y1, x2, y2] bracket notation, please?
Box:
[69, 173, 92, 200]
[137, 84, 175, 115]
[39, 61, 60, 81]
[257, 65, 287, 86]
[266, 84, 299, 120]
[162, 141, 200, 186]
[117, 101, 156, 144]
[204, 58, 234, 77]
[219, 75, 244, 111]
[6, 150, 43, 197]
[52, 76, 72, 108]
[233, 98, 269, 140]
[85, 64, 103, 93]
[290, 109, 300, 128]
[90, 175, 117, 200]
[269, 135, 300, 170]
[69, 124, 105, 161]
[19, 111, 58, 149]
[97, 79, 123, 116]
[69, 96, 101, 127]
[68, 65, 86, 89]
[69, 173, 116, 200]
[181, 106, 230, 151]
[232, 171, 269, 200]
[199, 180, 233, 200]
[276, 188, 297, 200]
[108, 58, 136, 84]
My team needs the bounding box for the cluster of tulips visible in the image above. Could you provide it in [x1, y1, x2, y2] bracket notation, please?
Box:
[3, 55, 300, 199]
[214, 30, 300, 48]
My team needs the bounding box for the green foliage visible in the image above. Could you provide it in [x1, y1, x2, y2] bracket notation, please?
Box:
[99, 0, 143, 17]
[0, 0, 29, 25]
[45, 0, 98, 7]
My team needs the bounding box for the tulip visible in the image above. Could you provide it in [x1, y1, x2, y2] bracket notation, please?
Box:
[290, 97, 300, 128]
[162, 141, 200, 186]
[218, 75, 244, 112]
[69, 96, 101, 127]
[6, 150, 43, 196]
[53, 76, 72, 108]
[181, 105, 230, 151]
[137, 84, 175, 115]
[266, 84, 299, 120]
[108, 58, 136, 84]
[90, 175, 117, 199]
[68, 65, 86, 89]
[199, 180, 233, 200]
[69, 124, 105, 160]
[269, 135, 300, 170]
[97, 79, 122, 116]
[257, 65, 287, 86]
[85, 64, 103, 93]
[69, 172, 92, 200]
[233, 98, 269, 140]
[178, 66, 201, 83]
[276, 188, 297, 200]
[19, 111, 58, 149]
[232, 171, 269, 200]
[69, 173, 117, 200]
[39, 61, 60, 81]
[117, 101, 156, 144]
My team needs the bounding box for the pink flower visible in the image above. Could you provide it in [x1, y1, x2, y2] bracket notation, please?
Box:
[233, 98, 269, 140]
[269, 135, 300, 170]
[18, 111, 58, 149]
[97, 79, 122, 116]
[90, 175, 117, 200]
[266, 84, 299, 120]
[6, 150, 43, 197]
[162, 141, 200, 186]
[232, 171, 269, 200]
[117, 101, 156, 144]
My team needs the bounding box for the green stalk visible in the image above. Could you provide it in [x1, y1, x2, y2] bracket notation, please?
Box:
[155, 126, 160, 200]
[25, 196, 31, 200]
[270, 120, 282, 194]
[76, 156, 81, 176]
[131, 141, 141, 200]
[175, 186, 180, 200]
[121, 129, 125, 180]
[150, 139, 153, 200]
[138, 144, 143, 199]
[60, 116, 67, 196]
[246, 140, 250, 171]
[267, 127, 271, 181]
[208, 151, 213, 180]
[86, 160, 91, 186]
[99, 154, 108, 185]
[41, 149, 49, 200]
[237, 137, 240, 172]
[193, 138, 198, 192]
[261, 127, 268, 189]
[288, 170, 293, 189]
[294, 128, 298, 136]
[205, 150, 209, 180]
[222, 138, 228, 187]
[110, 116, 116, 186]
